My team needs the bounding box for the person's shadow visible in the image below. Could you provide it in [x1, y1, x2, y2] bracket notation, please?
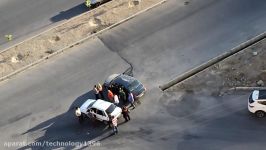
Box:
[18, 90, 116, 150]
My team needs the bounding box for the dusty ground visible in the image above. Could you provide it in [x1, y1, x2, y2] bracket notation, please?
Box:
[0, 0, 162, 78]
[167, 38, 266, 96]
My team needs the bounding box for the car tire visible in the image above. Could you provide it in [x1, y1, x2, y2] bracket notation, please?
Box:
[255, 111, 265, 118]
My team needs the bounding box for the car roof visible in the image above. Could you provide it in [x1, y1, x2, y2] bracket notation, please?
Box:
[92, 99, 112, 111]
[113, 74, 136, 87]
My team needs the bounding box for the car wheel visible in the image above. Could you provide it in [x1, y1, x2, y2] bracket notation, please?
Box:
[255, 111, 265, 118]
[103, 120, 108, 125]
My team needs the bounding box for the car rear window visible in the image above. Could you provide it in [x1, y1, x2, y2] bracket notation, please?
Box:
[106, 104, 116, 114]
[258, 90, 266, 99]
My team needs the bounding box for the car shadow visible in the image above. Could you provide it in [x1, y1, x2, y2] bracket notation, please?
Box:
[50, 3, 89, 22]
[50, 0, 118, 23]
[18, 90, 117, 149]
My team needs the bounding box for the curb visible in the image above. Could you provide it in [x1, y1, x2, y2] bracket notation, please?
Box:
[0, 1, 118, 54]
[0, 0, 167, 82]
[228, 87, 266, 91]
[219, 87, 266, 96]
[159, 32, 266, 91]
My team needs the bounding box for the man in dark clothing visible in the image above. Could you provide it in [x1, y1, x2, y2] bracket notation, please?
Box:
[122, 106, 130, 122]
[118, 88, 127, 103]
[108, 114, 112, 128]
[112, 83, 119, 95]
[122, 86, 129, 100]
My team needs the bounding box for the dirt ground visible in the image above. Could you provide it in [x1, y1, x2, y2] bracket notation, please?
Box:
[0, 0, 162, 78]
[167, 38, 266, 96]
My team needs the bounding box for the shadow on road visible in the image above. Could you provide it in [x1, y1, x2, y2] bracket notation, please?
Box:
[50, 3, 89, 22]
[18, 90, 116, 149]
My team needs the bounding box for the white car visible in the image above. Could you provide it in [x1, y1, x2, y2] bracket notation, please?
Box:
[78, 99, 122, 123]
[248, 90, 266, 118]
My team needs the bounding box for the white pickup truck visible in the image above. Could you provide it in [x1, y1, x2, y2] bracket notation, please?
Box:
[77, 99, 122, 124]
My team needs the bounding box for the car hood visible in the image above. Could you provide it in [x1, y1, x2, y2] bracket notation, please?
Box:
[132, 83, 145, 97]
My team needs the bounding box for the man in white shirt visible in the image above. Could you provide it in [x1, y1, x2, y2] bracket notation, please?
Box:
[75, 107, 83, 123]
[114, 95, 119, 105]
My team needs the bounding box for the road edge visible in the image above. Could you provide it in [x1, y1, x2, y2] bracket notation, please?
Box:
[0, 0, 167, 82]
[159, 32, 266, 91]
[0, 1, 120, 54]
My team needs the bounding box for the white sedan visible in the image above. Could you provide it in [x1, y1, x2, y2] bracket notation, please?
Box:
[77, 99, 122, 124]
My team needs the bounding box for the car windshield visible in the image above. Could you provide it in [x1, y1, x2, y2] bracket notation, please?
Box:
[249, 94, 254, 103]
[128, 80, 140, 91]
[106, 104, 116, 114]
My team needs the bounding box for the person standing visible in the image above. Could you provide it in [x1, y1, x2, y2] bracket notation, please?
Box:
[97, 83, 104, 99]
[108, 114, 112, 128]
[122, 106, 130, 122]
[112, 83, 119, 95]
[107, 90, 114, 102]
[122, 86, 129, 99]
[128, 92, 136, 109]
[111, 116, 118, 134]
[109, 85, 115, 94]
[118, 88, 126, 103]
[94, 85, 100, 99]
[114, 95, 119, 105]
[75, 107, 83, 124]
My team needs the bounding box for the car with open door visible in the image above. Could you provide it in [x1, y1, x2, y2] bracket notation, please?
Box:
[77, 99, 122, 124]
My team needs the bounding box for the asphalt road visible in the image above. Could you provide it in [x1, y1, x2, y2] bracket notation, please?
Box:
[0, 0, 266, 149]
[0, 0, 85, 50]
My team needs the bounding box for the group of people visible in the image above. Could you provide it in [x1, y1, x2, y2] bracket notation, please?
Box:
[93, 83, 135, 135]
[93, 83, 136, 109]
[74, 82, 135, 135]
